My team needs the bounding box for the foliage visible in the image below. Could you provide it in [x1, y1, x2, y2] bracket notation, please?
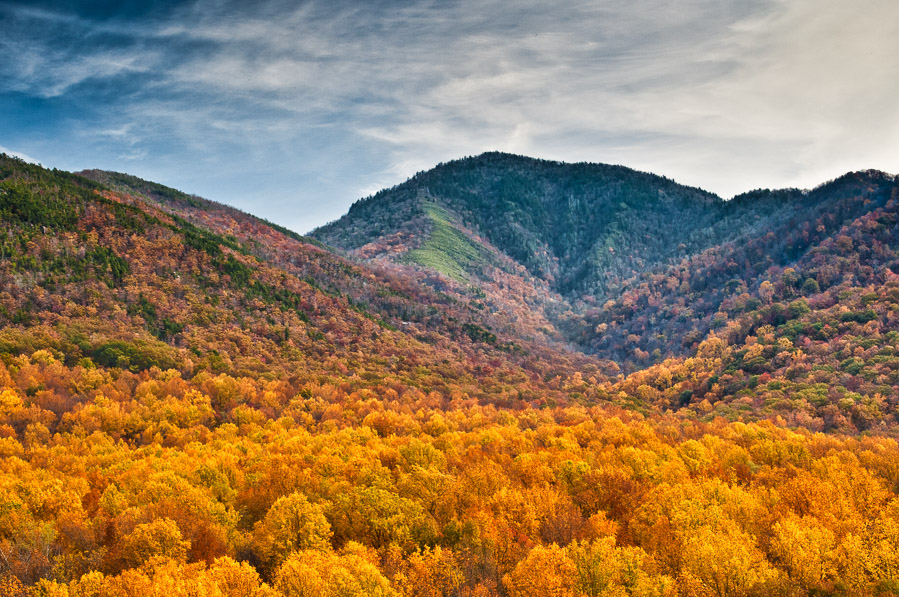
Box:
[3, 153, 899, 596]
[253, 493, 331, 569]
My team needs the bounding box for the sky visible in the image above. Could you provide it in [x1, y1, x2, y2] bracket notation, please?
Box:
[1, 0, 898, 234]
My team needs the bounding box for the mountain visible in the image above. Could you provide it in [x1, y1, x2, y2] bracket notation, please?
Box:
[312, 153, 728, 345]
[4, 152, 899, 596]
[0, 154, 613, 418]
[313, 152, 722, 296]
[313, 152, 899, 370]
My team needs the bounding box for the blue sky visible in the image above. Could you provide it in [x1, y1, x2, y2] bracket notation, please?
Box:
[2, 0, 898, 233]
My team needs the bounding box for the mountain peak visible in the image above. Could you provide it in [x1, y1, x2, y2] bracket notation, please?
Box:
[314, 152, 724, 292]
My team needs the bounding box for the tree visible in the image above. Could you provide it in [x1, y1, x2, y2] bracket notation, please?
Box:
[329, 486, 433, 550]
[567, 537, 673, 597]
[394, 546, 463, 597]
[503, 544, 577, 597]
[253, 492, 332, 568]
[274, 545, 397, 597]
[206, 557, 279, 597]
[118, 518, 190, 569]
[680, 522, 775, 597]
[800, 278, 820, 296]
[770, 515, 835, 590]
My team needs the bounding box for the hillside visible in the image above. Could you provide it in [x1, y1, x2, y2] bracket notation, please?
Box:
[1, 155, 615, 405]
[4, 153, 899, 596]
[313, 153, 899, 371]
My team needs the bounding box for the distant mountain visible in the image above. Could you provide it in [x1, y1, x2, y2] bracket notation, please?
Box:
[312, 152, 899, 370]
[313, 152, 723, 296]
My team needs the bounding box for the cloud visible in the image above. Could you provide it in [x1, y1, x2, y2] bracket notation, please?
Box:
[340, 0, 899, 194]
[1, 0, 897, 232]
[0, 145, 41, 164]
[0, 7, 157, 98]
[118, 147, 149, 161]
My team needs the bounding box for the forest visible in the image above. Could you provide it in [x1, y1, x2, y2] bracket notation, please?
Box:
[2, 152, 899, 595]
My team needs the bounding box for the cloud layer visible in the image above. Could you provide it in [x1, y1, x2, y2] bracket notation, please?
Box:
[2, 0, 898, 232]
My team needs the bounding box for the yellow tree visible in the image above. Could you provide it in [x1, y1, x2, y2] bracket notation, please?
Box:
[328, 486, 432, 550]
[681, 521, 776, 597]
[274, 544, 398, 597]
[566, 537, 673, 597]
[118, 518, 190, 570]
[206, 556, 280, 597]
[769, 515, 836, 590]
[253, 492, 332, 569]
[503, 544, 577, 597]
[395, 546, 463, 597]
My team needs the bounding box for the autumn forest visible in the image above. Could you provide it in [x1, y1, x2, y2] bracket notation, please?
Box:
[3, 152, 899, 597]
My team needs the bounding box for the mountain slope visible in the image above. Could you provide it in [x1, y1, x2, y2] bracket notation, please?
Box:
[573, 169, 899, 368]
[0, 154, 612, 418]
[313, 153, 899, 370]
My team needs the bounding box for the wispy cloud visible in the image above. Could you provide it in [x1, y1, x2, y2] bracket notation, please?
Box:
[1, 0, 897, 232]
[0, 145, 41, 164]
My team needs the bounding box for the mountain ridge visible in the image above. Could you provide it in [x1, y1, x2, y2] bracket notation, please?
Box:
[5, 150, 899, 423]
[311, 152, 899, 369]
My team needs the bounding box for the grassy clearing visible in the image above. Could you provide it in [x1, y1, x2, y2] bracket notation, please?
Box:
[403, 202, 488, 281]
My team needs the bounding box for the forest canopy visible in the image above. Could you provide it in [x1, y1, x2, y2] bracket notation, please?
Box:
[2, 153, 899, 596]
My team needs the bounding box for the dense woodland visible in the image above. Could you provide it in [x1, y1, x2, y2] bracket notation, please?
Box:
[314, 154, 899, 372]
[3, 152, 899, 595]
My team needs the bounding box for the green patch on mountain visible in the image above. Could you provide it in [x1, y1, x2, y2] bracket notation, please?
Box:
[402, 202, 490, 282]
